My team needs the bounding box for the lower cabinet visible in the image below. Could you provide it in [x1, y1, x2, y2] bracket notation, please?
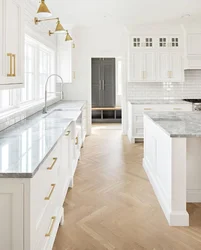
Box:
[0, 119, 86, 250]
[127, 102, 192, 143]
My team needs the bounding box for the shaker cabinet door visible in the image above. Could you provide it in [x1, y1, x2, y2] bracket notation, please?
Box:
[0, 0, 24, 88]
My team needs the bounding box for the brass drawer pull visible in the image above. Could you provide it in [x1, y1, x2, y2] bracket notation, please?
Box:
[12, 54, 16, 77]
[47, 157, 57, 170]
[75, 136, 78, 145]
[144, 108, 152, 110]
[173, 108, 182, 110]
[65, 131, 70, 136]
[45, 216, 56, 237]
[45, 184, 56, 200]
[7, 53, 13, 77]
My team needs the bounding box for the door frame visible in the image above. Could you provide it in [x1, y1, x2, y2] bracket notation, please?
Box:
[90, 56, 127, 134]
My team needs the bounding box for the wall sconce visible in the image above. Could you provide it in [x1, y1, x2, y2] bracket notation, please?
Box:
[65, 31, 73, 41]
[49, 29, 73, 42]
[36, 0, 52, 18]
[34, 17, 66, 34]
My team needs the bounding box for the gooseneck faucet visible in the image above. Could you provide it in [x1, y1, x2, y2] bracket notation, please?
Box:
[42, 74, 64, 114]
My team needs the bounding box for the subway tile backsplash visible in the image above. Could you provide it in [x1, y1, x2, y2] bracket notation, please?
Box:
[128, 70, 201, 100]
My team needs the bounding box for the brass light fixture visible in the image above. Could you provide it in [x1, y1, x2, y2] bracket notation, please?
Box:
[65, 31, 73, 41]
[36, 0, 52, 18]
[34, 17, 66, 34]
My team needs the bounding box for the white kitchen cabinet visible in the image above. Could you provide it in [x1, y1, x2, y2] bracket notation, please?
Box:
[132, 36, 154, 48]
[0, 0, 24, 88]
[57, 37, 73, 83]
[127, 102, 192, 143]
[129, 51, 156, 82]
[184, 33, 201, 69]
[158, 52, 183, 82]
[0, 109, 87, 250]
[0, 183, 23, 250]
[158, 36, 180, 48]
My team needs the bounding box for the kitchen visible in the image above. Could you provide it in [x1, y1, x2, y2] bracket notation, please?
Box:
[1, 0, 201, 249]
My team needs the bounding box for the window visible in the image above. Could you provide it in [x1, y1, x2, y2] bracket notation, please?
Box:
[0, 35, 56, 115]
[20, 35, 55, 104]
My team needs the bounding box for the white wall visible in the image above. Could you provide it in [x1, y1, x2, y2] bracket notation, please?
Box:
[63, 24, 129, 134]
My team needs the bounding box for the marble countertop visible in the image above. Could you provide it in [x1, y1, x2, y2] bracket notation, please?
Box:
[0, 101, 85, 178]
[145, 112, 201, 138]
[129, 99, 190, 105]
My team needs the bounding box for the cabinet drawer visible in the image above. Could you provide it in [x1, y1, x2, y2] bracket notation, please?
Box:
[133, 114, 143, 124]
[132, 105, 158, 113]
[30, 142, 61, 233]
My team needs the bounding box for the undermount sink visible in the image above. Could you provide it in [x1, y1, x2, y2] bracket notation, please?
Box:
[44, 109, 81, 120]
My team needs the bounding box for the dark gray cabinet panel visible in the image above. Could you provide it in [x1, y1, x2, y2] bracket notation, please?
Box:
[92, 58, 115, 108]
[92, 59, 101, 107]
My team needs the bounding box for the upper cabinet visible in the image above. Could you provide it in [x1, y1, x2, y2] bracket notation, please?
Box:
[57, 36, 74, 83]
[0, 0, 24, 89]
[184, 33, 201, 69]
[129, 34, 183, 82]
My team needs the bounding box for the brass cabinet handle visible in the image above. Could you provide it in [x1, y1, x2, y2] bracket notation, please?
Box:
[45, 216, 56, 237]
[144, 108, 152, 110]
[7, 53, 13, 77]
[47, 157, 57, 170]
[12, 54, 16, 77]
[45, 184, 56, 200]
[144, 71, 147, 79]
[75, 136, 78, 145]
[142, 71, 144, 79]
[173, 108, 182, 110]
[65, 131, 71, 136]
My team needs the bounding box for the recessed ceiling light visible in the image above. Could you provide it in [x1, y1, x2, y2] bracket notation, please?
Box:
[181, 13, 191, 19]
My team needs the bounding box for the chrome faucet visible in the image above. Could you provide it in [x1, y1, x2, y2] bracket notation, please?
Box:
[42, 74, 64, 114]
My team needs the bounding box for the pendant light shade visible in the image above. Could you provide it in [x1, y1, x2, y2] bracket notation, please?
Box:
[36, 0, 52, 18]
[54, 20, 66, 34]
[65, 31, 73, 41]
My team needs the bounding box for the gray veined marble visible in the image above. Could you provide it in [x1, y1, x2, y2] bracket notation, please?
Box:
[129, 99, 190, 105]
[0, 101, 86, 178]
[145, 111, 201, 138]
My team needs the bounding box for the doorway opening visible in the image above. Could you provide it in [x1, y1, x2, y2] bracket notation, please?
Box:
[91, 58, 122, 124]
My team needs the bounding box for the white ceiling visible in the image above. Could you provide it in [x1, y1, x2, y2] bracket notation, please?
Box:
[33, 0, 201, 27]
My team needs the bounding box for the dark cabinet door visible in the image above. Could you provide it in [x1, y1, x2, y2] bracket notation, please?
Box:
[92, 58, 115, 108]
[102, 58, 115, 107]
[92, 59, 102, 107]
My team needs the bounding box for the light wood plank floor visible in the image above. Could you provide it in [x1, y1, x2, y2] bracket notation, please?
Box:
[54, 126, 201, 250]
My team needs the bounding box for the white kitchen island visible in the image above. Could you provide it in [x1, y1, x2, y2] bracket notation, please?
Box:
[144, 112, 201, 226]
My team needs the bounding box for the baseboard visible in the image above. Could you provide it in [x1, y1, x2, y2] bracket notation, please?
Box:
[187, 189, 201, 202]
[143, 158, 189, 226]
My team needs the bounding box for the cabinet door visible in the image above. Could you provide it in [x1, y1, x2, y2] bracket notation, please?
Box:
[169, 36, 180, 48]
[169, 52, 183, 82]
[2, 0, 24, 86]
[187, 34, 201, 55]
[102, 58, 115, 107]
[158, 52, 169, 81]
[57, 47, 72, 83]
[129, 52, 143, 81]
[142, 36, 154, 49]
[143, 52, 156, 81]
[0, 183, 23, 250]
[92, 59, 102, 107]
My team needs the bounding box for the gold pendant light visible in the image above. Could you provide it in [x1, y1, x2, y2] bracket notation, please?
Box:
[36, 0, 52, 18]
[55, 20, 66, 34]
[65, 31, 73, 41]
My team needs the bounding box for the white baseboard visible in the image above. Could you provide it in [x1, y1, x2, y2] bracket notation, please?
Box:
[143, 158, 189, 226]
[187, 190, 201, 202]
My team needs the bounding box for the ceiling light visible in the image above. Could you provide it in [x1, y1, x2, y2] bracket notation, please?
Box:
[36, 0, 52, 18]
[65, 31, 73, 41]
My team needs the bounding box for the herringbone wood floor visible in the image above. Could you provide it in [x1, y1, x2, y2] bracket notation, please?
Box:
[53, 126, 201, 250]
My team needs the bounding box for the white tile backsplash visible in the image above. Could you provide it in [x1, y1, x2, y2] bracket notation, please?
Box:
[128, 70, 201, 100]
